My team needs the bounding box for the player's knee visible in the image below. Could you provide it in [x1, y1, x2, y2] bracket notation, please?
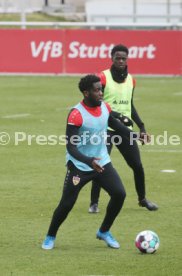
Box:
[113, 188, 126, 202]
[56, 199, 75, 213]
[130, 162, 144, 172]
[121, 189, 126, 201]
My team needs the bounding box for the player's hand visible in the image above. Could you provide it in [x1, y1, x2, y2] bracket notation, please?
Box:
[92, 158, 104, 173]
[119, 115, 133, 127]
[139, 132, 151, 145]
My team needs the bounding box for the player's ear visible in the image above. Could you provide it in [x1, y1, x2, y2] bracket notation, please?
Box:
[83, 90, 89, 98]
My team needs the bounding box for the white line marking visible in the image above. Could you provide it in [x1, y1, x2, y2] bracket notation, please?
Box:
[160, 170, 176, 173]
[2, 113, 30, 118]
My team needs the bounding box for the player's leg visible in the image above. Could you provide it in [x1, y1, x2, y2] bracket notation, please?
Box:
[116, 135, 145, 199]
[116, 134, 158, 211]
[95, 162, 126, 248]
[89, 179, 101, 213]
[89, 132, 114, 213]
[42, 162, 95, 249]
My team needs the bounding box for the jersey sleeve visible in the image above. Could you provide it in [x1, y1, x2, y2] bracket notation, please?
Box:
[97, 72, 106, 86]
[132, 77, 136, 88]
[67, 108, 83, 127]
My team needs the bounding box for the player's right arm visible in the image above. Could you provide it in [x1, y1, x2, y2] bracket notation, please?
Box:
[97, 72, 106, 92]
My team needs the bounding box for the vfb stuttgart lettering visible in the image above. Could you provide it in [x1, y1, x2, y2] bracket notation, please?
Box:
[31, 41, 63, 62]
[30, 41, 156, 62]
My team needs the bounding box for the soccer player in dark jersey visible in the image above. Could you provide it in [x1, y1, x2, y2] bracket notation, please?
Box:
[42, 74, 142, 250]
[88, 44, 158, 213]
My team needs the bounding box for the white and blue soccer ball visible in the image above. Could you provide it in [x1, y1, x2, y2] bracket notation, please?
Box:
[135, 230, 160, 254]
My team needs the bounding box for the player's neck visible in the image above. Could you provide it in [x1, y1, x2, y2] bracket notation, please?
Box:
[83, 99, 98, 108]
[110, 64, 128, 83]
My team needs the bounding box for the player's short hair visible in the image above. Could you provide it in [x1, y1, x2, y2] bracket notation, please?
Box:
[111, 44, 129, 57]
[78, 74, 100, 93]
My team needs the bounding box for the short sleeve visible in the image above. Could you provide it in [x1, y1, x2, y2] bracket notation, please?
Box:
[132, 77, 136, 88]
[67, 109, 83, 127]
[97, 72, 106, 86]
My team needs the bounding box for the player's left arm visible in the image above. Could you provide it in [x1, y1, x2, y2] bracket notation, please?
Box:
[105, 102, 133, 127]
[131, 79, 151, 144]
[108, 113, 140, 140]
[111, 110, 133, 127]
[106, 102, 145, 144]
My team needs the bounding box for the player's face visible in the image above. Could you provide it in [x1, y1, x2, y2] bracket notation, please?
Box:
[87, 81, 103, 107]
[112, 51, 128, 71]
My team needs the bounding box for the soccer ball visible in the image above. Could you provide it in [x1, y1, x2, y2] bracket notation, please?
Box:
[135, 230, 160, 254]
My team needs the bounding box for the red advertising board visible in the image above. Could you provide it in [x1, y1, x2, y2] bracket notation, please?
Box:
[0, 29, 63, 73]
[0, 29, 181, 75]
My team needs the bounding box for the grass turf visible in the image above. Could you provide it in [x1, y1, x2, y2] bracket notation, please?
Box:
[0, 76, 182, 275]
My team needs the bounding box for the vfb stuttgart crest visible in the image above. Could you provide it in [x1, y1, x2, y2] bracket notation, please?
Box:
[72, 175, 80, 185]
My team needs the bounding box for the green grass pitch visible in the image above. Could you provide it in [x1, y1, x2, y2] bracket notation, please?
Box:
[0, 76, 182, 275]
